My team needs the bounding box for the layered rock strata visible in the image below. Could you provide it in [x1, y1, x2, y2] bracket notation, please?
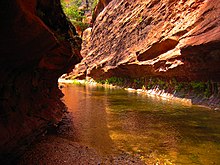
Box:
[91, 0, 112, 24]
[0, 0, 81, 163]
[73, 0, 220, 82]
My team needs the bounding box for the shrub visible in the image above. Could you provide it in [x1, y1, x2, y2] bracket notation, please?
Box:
[61, 0, 89, 32]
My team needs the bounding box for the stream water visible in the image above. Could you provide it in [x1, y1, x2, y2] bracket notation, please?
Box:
[61, 83, 220, 164]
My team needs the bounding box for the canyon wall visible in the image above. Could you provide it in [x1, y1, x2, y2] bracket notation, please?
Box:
[73, 0, 220, 82]
[0, 0, 81, 163]
[91, 0, 112, 24]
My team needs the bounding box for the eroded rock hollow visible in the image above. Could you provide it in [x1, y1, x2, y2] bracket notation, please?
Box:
[0, 0, 82, 162]
[73, 0, 220, 82]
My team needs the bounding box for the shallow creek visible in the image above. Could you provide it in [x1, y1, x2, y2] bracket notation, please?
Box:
[57, 84, 220, 164]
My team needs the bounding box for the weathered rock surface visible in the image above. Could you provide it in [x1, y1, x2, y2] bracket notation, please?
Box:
[91, 0, 112, 24]
[73, 0, 220, 82]
[0, 0, 81, 163]
[81, 27, 93, 58]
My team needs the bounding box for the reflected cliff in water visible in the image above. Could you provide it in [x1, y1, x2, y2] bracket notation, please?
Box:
[61, 84, 114, 155]
[61, 84, 220, 164]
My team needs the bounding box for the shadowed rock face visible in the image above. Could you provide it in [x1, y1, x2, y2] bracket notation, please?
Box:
[0, 0, 82, 162]
[73, 0, 220, 82]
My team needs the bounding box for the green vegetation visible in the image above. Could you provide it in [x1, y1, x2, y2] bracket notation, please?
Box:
[72, 79, 83, 85]
[138, 16, 143, 23]
[61, 0, 98, 32]
[61, 0, 88, 31]
[96, 77, 125, 86]
[204, 81, 212, 97]
[91, 0, 99, 11]
[61, 0, 98, 12]
[94, 76, 214, 98]
[175, 82, 184, 92]
[190, 81, 206, 92]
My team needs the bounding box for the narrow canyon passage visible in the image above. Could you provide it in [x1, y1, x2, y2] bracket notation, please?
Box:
[19, 83, 220, 164]
[1, 0, 220, 164]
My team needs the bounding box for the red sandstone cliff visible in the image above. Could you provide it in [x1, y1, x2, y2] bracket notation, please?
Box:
[0, 0, 81, 162]
[91, 0, 112, 24]
[73, 0, 220, 82]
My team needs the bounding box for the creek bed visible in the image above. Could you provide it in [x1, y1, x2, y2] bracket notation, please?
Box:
[20, 83, 220, 164]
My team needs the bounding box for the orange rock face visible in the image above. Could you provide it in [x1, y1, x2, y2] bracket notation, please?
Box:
[0, 0, 81, 162]
[91, 0, 112, 24]
[73, 0, 220, 81]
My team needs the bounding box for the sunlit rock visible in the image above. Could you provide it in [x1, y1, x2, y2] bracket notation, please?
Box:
[72, 0, 220, 82]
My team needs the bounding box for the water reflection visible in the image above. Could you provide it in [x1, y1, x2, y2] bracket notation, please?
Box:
[61, 85, 114, 154]
[61, 84, 220, 164]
